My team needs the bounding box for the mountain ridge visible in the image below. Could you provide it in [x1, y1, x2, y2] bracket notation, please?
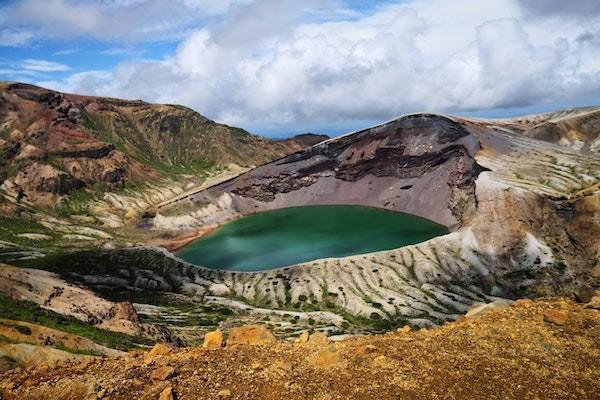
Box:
[0, 82, 328, 211]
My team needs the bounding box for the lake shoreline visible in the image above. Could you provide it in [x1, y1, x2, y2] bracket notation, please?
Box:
[173, 205, 449, 272]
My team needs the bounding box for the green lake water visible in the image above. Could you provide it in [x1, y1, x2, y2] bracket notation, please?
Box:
[176, 205, 448, 271]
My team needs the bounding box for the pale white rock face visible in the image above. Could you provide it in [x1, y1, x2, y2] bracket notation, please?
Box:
[208, 283, 230, 296]
[153, 213, 200, 231]
[16, 233, 52, 241]
[590, 137, 600, 153]
[61, 234, 95, 241]
[465, 299, 513, 319]
[522, 233, 554, 266]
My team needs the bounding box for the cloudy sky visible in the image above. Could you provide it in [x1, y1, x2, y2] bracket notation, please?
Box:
[1, 0, 599, 137]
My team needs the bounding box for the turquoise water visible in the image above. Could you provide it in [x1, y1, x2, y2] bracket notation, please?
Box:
[176, 205, 448, 271]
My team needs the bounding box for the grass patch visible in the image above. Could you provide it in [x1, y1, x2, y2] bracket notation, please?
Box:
[0, 293, 151, 351]
[55, 345, 102, 357]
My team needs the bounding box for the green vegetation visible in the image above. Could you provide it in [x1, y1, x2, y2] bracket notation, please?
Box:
[98, 289, 235, 327]
[0, 293, 151, 351]
[0, 215, 57, 247]
[13, 249, 185, 293]
[14, 324, 32, 335]
[55, 345, 102, 357]
[54, 187, 98, 218]
[1, 355, 17, 363]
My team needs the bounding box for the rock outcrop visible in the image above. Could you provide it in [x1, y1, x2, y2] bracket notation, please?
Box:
[226, 325, 276, 346]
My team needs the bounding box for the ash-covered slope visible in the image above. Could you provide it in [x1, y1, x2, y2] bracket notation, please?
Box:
[157, 114, 483, 230]
[156, 109, 600, 231]
[497, 106, 600, 152]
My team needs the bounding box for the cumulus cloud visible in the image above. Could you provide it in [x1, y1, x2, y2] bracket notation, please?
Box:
[21, 59, 71, 72]
[0, 28, 35, 47]
[0, 0, 247, 43]
[517, 0, 600, 19]
[26, 0, 600, 132]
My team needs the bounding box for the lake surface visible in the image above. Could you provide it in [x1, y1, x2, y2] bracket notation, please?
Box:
[176, 205, 448, 271]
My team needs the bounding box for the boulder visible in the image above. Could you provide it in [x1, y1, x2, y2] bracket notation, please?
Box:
[226, 325, 276, 346]
[512, 298, 533, 307]
[294, 331, 309, 344]
[465, 299, 512, 319]
[584, 292, 600, 310]
[307, 331, 329, 346]
[202, 329, 224, 349]
[544, 309, 568, 326]
[311, 349, 345, 369]
[151, 366, 176, 381]
[574, 286, 595, 303]
[110, 301, 141, 324]
[144, 343, 172, 363]
[159, 386, 175, 400]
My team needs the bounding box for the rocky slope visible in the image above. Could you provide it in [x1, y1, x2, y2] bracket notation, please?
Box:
[4, 107, 596, 342]
[129, 108, 600, 329]
[0, 82, 327, 211]
[0, 264, 180, 344]
[0, 99, 598, 385]
[502, 106, 600, 152]
[1, 298, 598, 400]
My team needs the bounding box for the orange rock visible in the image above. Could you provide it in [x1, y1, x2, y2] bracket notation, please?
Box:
[585, 296, 600, 310]
[294, 331, 309, 344]
[397, 325, 411, 333]
[544, 309, 568, 326]
[356, 344, 378, 356]
[203, 329, 224, 349]
[144, 343, 172, 363]
[513, 298, 533, 307]
[308, 331, 329, 346]
[159, 386, 175, 400]
[36, 363, 49, 373]
[151, 366, 177, 381]
[226, 325, 276, 346]
[311, 349, 345, 369]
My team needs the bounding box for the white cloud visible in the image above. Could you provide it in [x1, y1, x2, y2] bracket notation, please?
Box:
[20, 59, 71, 72]
[0, 0, 248, 44]
[37, 0, 600, 131]
[0, 28, 36, 47]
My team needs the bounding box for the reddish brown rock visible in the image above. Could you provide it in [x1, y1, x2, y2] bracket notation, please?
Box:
[151, 366, 176, 381]
[544, 309, 568, 326]
[109, 301, 141, 324]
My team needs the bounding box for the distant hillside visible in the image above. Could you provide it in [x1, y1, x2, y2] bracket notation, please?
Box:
[0, 82, 321, 209]
[275, 133, 330, 153]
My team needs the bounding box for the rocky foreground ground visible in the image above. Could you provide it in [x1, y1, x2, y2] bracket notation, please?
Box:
[1, 297, 598, 400]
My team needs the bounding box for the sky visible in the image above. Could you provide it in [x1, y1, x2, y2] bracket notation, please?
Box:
[0, 0, 599, 138]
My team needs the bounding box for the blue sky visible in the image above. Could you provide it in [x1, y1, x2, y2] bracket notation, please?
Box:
[1, 0, 599, 138]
